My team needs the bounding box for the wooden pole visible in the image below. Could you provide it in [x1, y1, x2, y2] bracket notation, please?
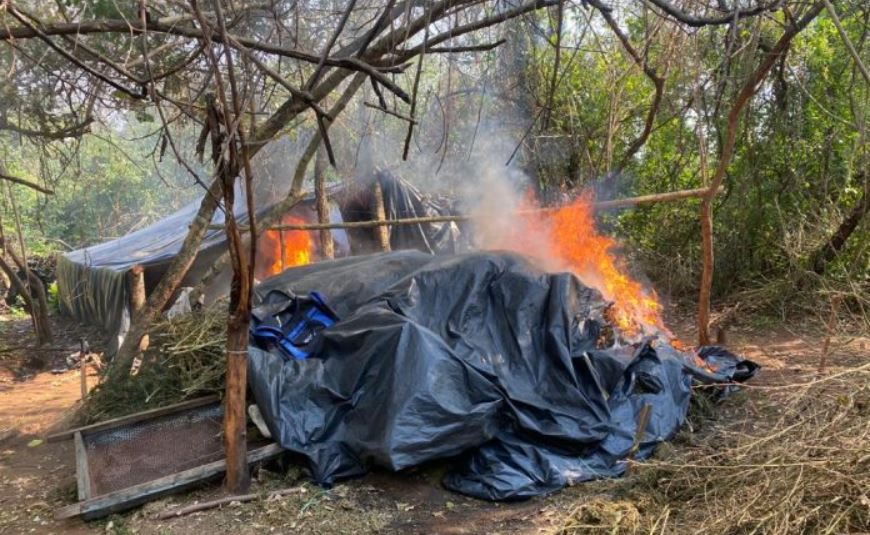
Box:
[314, 146, 334, 259]
[128, 265, 146, 317]
[278, 229, 286, 272]
[698, 197, 714, 346]
[127, 264, 149, 357]
[372, 180, 391, 252]
[819, 294, 842, 374]
[625, 403, 653, 476]
[79, 361, 88, 400]
[211, 186, 724, 233]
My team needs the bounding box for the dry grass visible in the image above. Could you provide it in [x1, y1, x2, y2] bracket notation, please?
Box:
[557, 499, 671, 535]
[603, 363, 870, 535]
[84, 307, 228, 422]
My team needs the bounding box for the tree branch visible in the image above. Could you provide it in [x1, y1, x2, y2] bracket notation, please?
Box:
[0, 171, 54, 194]
[0, 11, 405, 76]
[643, 0, 783, 27]
[0, 117, 93, 140]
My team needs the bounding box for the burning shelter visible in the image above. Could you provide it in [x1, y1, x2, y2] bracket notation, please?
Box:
[56, 170, 464, 350]
[52, 180, 759, 518]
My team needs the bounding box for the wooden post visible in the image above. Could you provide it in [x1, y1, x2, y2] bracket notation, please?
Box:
[73, 431, 92, 501]
[79, 361, 88, 400]
[819, 294, 842, 374]
[128, 265, 146, 317]
[372, 180, 391, 252]
[625, 403, 652, 476]
[278, 229, 286, 272]
[314, 146, 334, 259]
[128, 264, 149, 357]
[223, 343, 249, 493]
[78, 339, 89, 400]
[697, 197, 714, 346]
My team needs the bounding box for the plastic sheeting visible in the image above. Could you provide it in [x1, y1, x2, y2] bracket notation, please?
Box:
[57, 188, 347, 346]
[57, 171, 462, 343]
[337, 171, 465, 255]
[248, 251, 758, 500]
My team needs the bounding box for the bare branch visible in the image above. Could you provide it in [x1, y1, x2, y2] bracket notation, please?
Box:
[364, 101, 418, 124]
[0, 117, 93, 140]
[0, 11, 405, 76]
[428, 39, 506, 53]
[0, 171, 54, 195]
[643, 0, 783, 27]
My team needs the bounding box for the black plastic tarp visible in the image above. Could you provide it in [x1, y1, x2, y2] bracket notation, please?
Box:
[248, 251, 757, 500]
[337, 171, 465, 255]
[57, 170, 462, 343]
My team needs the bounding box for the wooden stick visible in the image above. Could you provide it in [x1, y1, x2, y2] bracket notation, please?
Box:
[211, 186, 722, 233]
[593, 187, 721, 209]
[314, 146, 334, 259]
[372, 180, 391, 252]
[79, 361, 88, 401]
[625, 403, 653, 475]
[819, 295, 842, 373]
[155, 485, 305, 520]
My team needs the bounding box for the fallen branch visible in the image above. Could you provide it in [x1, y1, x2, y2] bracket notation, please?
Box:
[155, 486, 306, 519]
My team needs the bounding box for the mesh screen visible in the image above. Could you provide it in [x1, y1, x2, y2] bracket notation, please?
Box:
[83, 403, 224, 496]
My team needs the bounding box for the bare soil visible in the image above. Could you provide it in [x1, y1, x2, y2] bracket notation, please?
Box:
[0, 309, 866, 535]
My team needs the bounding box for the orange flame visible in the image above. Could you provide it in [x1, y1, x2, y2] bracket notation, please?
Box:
[255, 215, 313, 279]
[545, 194, 664, 335]
[485, 192, 665, 337]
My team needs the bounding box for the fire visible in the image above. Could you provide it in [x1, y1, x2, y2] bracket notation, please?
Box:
[255, 215, 313, 279]
[484, 192, 664, 337]
[544, 194, 664, 335]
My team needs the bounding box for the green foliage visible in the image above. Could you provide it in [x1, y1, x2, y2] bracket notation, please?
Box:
[47, 281, 59, 312]
[1, 115, 201, 253]
[526, 7, 869, 311]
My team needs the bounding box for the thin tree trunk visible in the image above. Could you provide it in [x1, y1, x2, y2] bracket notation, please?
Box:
[111, 178, 223, 377]
[189, 73, 366, 302]
[697, 2, 824, 345]
[0, 255, 41, 341]
[2, 184, 52, 345]
[698, 198, 714, 345]
[127, 264, 149, 359]
[3, 242, 52, 345]
[812, 178, 869, 275]
[128, 264, 146, 315]
[112, 69, 361, 377]
[314, 145, 334, 259]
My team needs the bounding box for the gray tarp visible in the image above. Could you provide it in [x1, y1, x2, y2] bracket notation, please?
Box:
[57, 189, 345, 348]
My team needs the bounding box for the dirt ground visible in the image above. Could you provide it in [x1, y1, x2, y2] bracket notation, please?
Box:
[0, 309, 866, 535]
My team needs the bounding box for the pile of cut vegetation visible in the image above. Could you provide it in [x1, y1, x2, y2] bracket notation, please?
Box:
[560, 363, 869, 534]
[84, 307, 228, 423]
